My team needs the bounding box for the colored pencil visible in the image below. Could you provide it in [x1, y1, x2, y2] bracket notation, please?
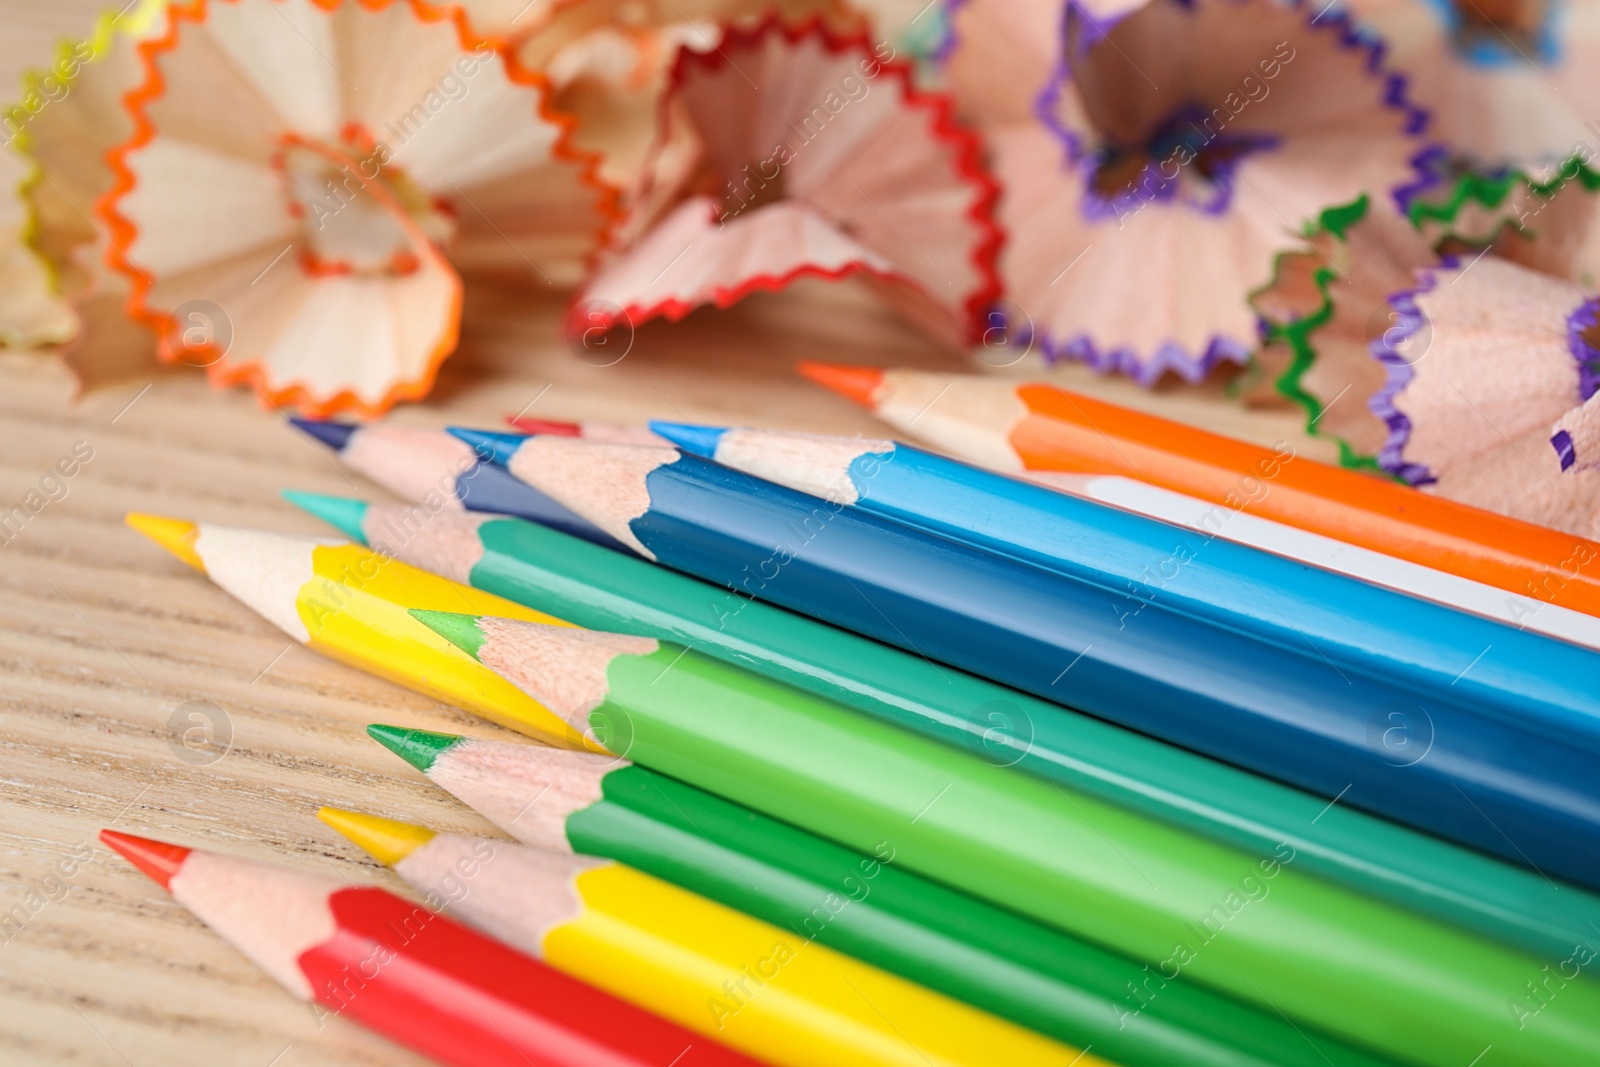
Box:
[288, 418, 624, 551]
[443, 434, 1600, 891]
[365, 723, 1403, 1067]
[410, 611, 1600, 1067]
[318, 810, 1094, 1067]
[1027, 468, 1600, 648]
[284, 490, 1600, 962]
[124, 513, 586, 747]
[650, 421, 1600, 715]
[796, 362, 1600, 622]
[504, 415, 667, 445]
[99, 830, 757, 1067]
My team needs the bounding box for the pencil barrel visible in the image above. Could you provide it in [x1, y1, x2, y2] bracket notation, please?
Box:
[566, 765, 1401, 1067]
[301, 887, 740, 1067]
[631, 456, 1600, 890]
[542, 863, 1086, 1067]
[463, 514, 1600, 961]
[1010, 385, 1600, 618]
[843, 444, 1600, 752]
[597, 645, 1600, 1067]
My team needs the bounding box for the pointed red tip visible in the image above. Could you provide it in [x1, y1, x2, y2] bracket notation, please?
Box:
[100, 829, 191, 891]
[506, 416, 582, 437]
[796, 361, 885, 410]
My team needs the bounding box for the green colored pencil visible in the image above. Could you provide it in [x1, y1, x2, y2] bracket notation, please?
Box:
[365, 723, 1402, 1067]
[284, 491, 1600, 964]
[410, 609, 1600, 1067]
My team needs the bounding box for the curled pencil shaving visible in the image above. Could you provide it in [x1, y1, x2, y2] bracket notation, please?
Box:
[453, 0, 569, 42]
[1374, 168, 1600, 533]
[0, 143, 74, 348]
[0, 2, 169, 350]
[1248, 194, 1437, 470]
[991, 0, 1435, 387]
[11, 4, 171, 389]
[96, 0, 618, 418]
[941, 0, 1060, 132]
[509, 0, 869, 198]
[1249, 159, 1600, 536]
[1337, 0, 1598, 170]
[570, 15, 1002, 351]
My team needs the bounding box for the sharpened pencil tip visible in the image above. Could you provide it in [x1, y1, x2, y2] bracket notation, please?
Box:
[648, 421, 726, 459]
[282, 491, 371, 544]
[796, 362, 885, 409]
[100, 829, 190, 890]
[288, 418, 359, 452]
[125, 513, 205, 572]
[447, 427, 527, 467]
[506, 415, 582, 437]
[367, 724, 464, 774]
[410, 609, 487, 660]
[318, 808, 436, 867]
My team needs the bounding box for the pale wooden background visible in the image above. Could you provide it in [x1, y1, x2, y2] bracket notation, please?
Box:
[0, 277, 1334, 1066]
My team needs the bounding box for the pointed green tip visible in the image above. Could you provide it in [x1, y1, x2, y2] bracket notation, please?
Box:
[283, 490, 371, 544]
[366, 723, 465, 774]
[409, 608, 487, 660]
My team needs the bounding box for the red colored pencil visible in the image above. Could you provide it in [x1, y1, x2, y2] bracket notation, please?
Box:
[504, 415, 665, 445]
[100, 830, 763, 1067]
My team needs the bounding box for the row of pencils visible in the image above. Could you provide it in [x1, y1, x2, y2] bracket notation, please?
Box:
[111, 362, 1600, 1067]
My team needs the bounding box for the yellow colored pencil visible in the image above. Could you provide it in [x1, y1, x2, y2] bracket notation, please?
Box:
[125, 513, 586, 746]
[319, 808, 1102, 1067]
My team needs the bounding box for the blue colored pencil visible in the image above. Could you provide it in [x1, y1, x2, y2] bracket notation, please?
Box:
[288, 418, 625, 551]
[649, 422, 1600, 751]
[450, 427, 1600, 891]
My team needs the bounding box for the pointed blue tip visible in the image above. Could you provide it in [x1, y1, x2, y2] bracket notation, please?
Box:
[289, 417, 358, 452]
[446, 427, 528, 467]
[649, 421, 728, 459]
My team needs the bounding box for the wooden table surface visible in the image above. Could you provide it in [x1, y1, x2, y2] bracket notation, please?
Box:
[0, 277, 1336, 1066]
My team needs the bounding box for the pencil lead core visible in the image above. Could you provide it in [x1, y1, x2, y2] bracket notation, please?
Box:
[648, 421, 726, 459]
[288, 417, 358, 452]
[410, 609, 488, 660]
[282, 491, 370, 543]
[367, 723, 464, 774]
[100, 829, 190, 890]
[506, 415, 582, 437]
[446, 427, 527, 467]
[318, 808, 436, 867]
[797, 361, 885, 409]
[125, 513, 206, 572]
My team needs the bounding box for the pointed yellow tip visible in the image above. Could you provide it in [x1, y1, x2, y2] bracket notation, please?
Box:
[318, 807, 436, 867]
[125, 513, 205, 572]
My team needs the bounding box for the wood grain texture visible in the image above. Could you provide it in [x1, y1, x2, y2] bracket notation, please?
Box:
[0, 278, 1334, 1065]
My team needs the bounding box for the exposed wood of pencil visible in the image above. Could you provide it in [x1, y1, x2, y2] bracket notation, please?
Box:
[502, 438, 673, 559]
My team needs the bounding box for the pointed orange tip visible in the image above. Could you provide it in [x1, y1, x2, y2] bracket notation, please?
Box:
[796, 361, 885, 410]
[125, 513, 205, 572]
[100, 829, 191, 891]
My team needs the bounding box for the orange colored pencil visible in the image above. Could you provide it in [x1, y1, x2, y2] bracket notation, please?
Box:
[800, 362, 1600, 621]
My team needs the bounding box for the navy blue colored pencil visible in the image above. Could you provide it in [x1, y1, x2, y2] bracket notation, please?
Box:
[450, 427, 1600, 891]
[288, 418, 626, 551]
